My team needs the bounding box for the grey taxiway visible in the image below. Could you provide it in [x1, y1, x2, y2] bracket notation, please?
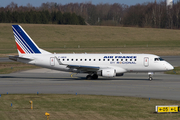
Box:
[0, 56, 180, 100]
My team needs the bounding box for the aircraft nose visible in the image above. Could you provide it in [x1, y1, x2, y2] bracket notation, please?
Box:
[166, 63, 174, 70]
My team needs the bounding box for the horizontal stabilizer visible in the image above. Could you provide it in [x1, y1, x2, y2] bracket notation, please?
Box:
[9, 55, 34, 61]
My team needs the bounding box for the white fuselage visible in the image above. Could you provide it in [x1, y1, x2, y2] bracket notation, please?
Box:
[11, 25, 174, 79]
[17, 53, 174, 75]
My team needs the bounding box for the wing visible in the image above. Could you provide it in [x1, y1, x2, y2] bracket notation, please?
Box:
[67, 65, 99, 72]
[55, 56, 99, 72]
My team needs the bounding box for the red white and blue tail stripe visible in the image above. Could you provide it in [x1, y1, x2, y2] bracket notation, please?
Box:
[12, 25, 41, 54]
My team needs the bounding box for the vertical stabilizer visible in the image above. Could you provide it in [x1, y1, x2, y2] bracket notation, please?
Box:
[12, 25, 51, 56]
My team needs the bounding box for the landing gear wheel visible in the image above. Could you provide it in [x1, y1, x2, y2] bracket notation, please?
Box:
[92, 74, 98, 79]
[149, 77, 153, 81]
[148, 72, 154, 81]
[86, 75, 92, 80]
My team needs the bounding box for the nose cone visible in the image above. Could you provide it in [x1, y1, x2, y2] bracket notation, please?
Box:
[167, 63, 174, 70]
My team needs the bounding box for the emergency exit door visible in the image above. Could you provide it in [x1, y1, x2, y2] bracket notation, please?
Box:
[50, 57, 55, 66]
[144, 57, 149, 67]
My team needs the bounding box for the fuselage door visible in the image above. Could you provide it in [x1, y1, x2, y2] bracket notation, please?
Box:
[50, 57, 55, 66]
[144, 57, 149, 67]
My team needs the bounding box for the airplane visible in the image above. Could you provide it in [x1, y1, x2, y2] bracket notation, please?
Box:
[9, 25, 174, 81]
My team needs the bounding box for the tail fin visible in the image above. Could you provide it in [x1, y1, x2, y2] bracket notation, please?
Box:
[12, 25, 51, 56]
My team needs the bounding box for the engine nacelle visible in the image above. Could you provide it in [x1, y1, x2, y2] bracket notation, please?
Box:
[101, 69, 116, 77]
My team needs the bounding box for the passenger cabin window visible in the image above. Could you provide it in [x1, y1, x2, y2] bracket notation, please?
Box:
[103, 59, 105, 61]
[116, 59, 118, 61]
[80, 59, 82, 61]
[112, 59, 114, 61]
[134, 59, 136, 61]
[126, 59, 127, 61]
[71, 59, 73, 61]
[99, 59, 101, 61]
[89, 59, 91, 61]
[94, 59, 96, 61]
[130, 59, 132, 61]
[67, 59, 69, 61]
[85, 59, 87, 61]
[63, 59, 65, 61]
[76, 59, 78, 61]
[121, 59, 123, 61]
[108, 59, 110, 61]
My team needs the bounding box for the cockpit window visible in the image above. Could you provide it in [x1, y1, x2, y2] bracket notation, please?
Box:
[154, 58, 159, 61]
[154, 57, 164, 61]
[159, 58, 164, 61]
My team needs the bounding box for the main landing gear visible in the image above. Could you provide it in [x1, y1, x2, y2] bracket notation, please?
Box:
[148, 72, 154, 81]
[86, 74, 98, 80]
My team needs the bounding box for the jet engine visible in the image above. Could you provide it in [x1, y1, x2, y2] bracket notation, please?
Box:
[101, 69, 116, 77]
[97, 68, 125, 77]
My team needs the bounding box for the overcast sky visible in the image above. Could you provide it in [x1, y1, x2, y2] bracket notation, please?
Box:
[1, 0, 176, 7]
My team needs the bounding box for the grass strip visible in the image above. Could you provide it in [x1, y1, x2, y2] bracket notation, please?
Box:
[0, 62, 40, 74]
[165, 67, 180, 75]
[0, 23, 180, 56]
[0, 94, 180, 120]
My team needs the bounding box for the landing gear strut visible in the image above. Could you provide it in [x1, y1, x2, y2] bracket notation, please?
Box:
[86, 74, 98, 80]
[148, 72, 154, 81]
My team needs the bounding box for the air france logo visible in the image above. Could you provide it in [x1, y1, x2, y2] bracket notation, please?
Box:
[103, 56, 137, 59]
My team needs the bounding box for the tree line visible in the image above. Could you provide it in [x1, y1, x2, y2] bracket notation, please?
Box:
[0, 3, 86, 25]
[122, 1, 180, 29]
[1, 1, 180, 28]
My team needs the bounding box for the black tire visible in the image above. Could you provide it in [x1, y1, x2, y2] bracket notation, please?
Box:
[92, 74, 98, 79]
[86, 75, 92, 80]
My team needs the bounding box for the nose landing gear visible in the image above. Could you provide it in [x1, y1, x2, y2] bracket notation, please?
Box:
[149, 76, 153, 81]
[148, 72, 154, 81]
